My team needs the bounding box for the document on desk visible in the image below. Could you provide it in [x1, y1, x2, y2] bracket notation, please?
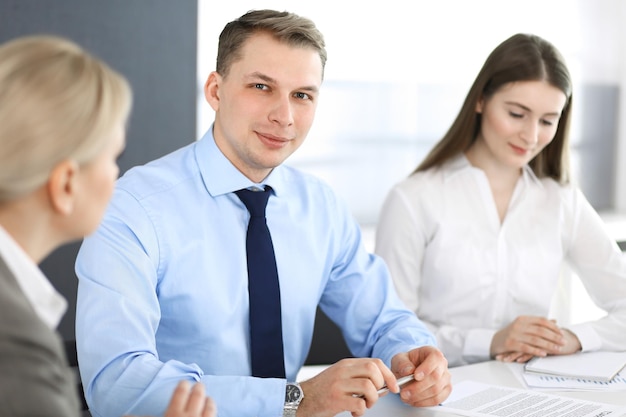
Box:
[506, 362, 626, 391]
[436, 380, 626, 417]
[524, 351, 626, 382]
[523, 369, 626, 392]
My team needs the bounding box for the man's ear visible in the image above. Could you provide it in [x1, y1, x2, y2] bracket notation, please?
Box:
[47, 160, 79, 215]
[204, 71, 221, 112]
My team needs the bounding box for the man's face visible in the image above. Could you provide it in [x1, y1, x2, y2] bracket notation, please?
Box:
[206, 31, 323, 183]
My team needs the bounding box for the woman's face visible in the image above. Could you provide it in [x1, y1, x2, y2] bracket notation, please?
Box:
[71, 122, 126, 237]
[473, 80, 568, 170]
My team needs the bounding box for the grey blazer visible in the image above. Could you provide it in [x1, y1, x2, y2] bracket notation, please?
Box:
[0, 255, 80, 417]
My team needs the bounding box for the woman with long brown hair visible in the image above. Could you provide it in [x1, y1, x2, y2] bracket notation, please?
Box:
[376, 33, 626, 367]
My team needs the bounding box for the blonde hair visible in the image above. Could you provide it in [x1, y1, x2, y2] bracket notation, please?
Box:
[0, 35, 132, 202]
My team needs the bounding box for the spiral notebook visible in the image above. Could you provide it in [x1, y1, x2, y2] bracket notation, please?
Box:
[524, 351, 626, 382]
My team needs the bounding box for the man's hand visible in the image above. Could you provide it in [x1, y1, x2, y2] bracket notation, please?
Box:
[297, 358, 397, 417]
[390, 346, 451, 407]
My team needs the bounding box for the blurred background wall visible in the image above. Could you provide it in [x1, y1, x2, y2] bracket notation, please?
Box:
[0, 0, 198, 341]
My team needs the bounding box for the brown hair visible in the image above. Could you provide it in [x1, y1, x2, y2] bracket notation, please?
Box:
[415, 33, 573, 184]
[216, 9, 327, 79]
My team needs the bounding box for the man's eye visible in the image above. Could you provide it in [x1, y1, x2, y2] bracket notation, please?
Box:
[254, 84, 266, 90]
[295, 92, 310, 100]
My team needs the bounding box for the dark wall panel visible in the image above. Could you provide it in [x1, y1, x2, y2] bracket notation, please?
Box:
[1, 0, 198, 341]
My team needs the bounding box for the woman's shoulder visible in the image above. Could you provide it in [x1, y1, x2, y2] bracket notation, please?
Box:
[534, 177, 595, 218]
[389, 170, 439, 201]
[394, 157, 466, 193]
[537, 176, 579, 198]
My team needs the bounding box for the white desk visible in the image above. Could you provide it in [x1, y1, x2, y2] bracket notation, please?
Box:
[298, 361, 626, 416]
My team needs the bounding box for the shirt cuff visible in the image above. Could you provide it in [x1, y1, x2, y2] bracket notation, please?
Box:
[565, 323, 602, 352]
[463, 329, 497, 362]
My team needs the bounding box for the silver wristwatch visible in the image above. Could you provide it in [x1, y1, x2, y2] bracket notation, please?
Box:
[283, 382, 304, 417]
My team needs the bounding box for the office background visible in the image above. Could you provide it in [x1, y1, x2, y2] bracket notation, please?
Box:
[0, 0, 198, 344]
[1, 0, 625, 363]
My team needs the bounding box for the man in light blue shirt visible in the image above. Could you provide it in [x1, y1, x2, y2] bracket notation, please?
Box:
[75, 9, 451, 417]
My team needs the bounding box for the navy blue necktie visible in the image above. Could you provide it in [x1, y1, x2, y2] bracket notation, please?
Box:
[235, 187, 286, 379]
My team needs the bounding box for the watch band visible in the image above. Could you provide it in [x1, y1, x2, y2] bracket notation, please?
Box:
[283, 382, 303, 417]
[283, 406, 298, 417]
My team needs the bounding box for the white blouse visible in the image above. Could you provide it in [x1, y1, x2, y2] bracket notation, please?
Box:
[375, 155, 626, 366]
[0, 225, 66, 329]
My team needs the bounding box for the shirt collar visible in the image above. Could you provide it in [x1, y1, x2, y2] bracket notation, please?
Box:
[441, 154, 471, 181]
[195, 125, 288, 197]
[0, 225, 67, 329]
[520, 163, 542, 187]
[442, 153, 543, 188]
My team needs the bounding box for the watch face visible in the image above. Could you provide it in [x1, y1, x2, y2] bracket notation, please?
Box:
[286, 384, 302, 402]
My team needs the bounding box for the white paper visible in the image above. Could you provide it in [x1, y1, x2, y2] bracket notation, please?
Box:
[525, 352, 626, 382]
[506, 358, 626, 391]
[436, 380, 626, 417]
[523, 370, 626, 392]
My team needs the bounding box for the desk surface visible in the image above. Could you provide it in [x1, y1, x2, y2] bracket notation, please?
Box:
[297, 361, 626, 416]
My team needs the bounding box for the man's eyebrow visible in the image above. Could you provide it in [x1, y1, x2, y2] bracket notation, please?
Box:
[246, 71, 276, 85]
[299, 84, 319, 94]
[246, 71, 319, 94]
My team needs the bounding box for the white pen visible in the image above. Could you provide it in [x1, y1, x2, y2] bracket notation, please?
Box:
[355, 374, 416, 398]
[377, 374, 416, 395]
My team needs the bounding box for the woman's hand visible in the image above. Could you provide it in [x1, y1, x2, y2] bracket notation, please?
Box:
[491, 316, 566, 362]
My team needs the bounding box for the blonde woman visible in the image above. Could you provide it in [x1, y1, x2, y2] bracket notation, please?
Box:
[0, 35, 215, 417]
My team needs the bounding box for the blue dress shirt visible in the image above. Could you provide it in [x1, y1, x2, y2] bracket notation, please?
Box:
[75, 127, 436, 417]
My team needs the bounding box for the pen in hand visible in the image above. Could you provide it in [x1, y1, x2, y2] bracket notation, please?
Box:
[377, 374, 415, 395]
[355, 374, 416, 398]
